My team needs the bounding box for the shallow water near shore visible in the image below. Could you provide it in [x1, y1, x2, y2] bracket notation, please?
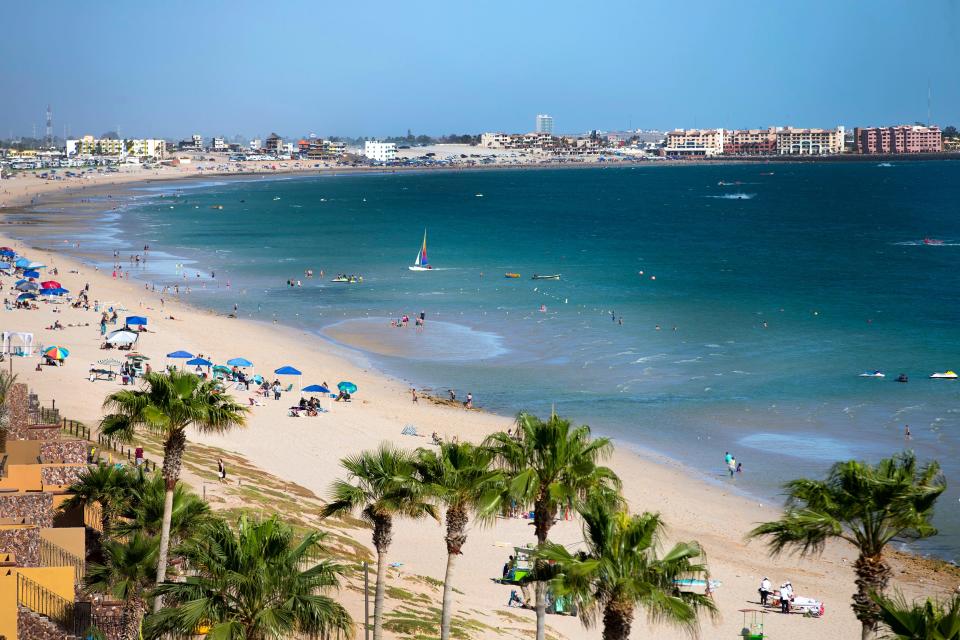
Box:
[13, 162, 960, 560]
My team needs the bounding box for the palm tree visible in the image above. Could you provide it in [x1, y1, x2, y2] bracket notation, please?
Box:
[414, 442, 503, 640]
[115, 472, 211, 542]
[321, 444, 437, 640]
[873, 591, 960, 640]
[60, 463, 139, 539]
[100, 370, 248, 608]
[0, 371, 17, 453]
[146, 515, 352, 640]
[749, 452, 946, 640]
[484, 412, 621, 640]
[538, 500, 716, 640]
[86, 532, 159, 640]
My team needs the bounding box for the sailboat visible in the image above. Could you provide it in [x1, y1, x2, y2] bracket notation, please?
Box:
[409, 230, 433, 271]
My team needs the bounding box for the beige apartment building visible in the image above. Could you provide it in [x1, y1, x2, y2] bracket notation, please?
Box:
[775, 126, 845, 155]
[664, 129, 725, 156]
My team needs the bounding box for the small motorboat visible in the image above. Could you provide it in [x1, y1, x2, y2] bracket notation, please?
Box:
[877, 162, 893, 168]
[504, 273, 520, 279]
[859, 371, 885, 378]
[896, 373, 908, 383]
[331, 275, 362, 284]
[929, 370, 958, 379]
[923, 238, 945, 245]
[531, 274, 560, 280]
[210, 205, 224, 210]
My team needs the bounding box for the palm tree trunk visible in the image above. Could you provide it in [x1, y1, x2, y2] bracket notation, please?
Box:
[153, 428, 186, 612]
[602, 598, 634, 640]
[533, 498, 555, 640]
[371, 514, 393, 640]
[534, 581, 547, 640]
[122, 595, 147, 640]
[853, 553, 892, 640]
[441, 504, 468, 640]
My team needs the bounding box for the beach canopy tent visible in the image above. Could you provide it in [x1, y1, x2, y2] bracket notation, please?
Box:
[22, 270, 40, 279]
[187, 357, 213, 367]
[274, 365, 302, 375]
[125, 316, 147, 327]
[106, 329, 139, 345]
[14, 258, 30, 268]
[167, 350, 194, 359]
[2, 331, 34, 357]
[40, 281, 61, 289]
[15, 281, 38, 291]
[43, 346, 69, 361]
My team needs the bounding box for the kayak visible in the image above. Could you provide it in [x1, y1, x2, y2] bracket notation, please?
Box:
[504, 273, 520, 279]
[531, 274, 560, 280]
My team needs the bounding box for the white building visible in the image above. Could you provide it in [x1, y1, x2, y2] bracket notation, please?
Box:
[66, 135, 165, 158]
[664, 128, 726, 156]
[536, 114, 554, 134]
[364, 141, 397, 162]
[776, 126, 845, 155]
[249, 139, 262, 151]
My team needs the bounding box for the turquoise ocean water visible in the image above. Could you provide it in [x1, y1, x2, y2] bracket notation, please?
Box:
[19, 162, 960, 558]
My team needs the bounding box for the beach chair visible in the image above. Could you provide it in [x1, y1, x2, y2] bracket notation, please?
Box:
[283, 383, 293, 392]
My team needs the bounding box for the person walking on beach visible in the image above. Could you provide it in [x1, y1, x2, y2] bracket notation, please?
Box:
[465, 392, 473, 409]
[728, 456, 737, 478]
[272, 381, 282, 401]
[217, 458, 227, 483]
[759, 577, 772, 606]
[411, 388, 418, 404]
[779, 581, 793, 613]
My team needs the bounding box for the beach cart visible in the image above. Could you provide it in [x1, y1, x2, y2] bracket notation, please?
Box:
[738, 609, 766, 639]
[499, 546, 534, 584]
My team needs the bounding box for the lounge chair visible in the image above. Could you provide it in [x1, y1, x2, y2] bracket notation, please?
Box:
[283, 383, 293, 392]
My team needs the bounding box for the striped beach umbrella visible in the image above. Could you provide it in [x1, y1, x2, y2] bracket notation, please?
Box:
[43, 346, 70, 360]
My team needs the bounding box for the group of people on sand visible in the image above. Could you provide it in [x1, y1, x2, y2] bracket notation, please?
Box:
[390, 310, 427, 331]
[758, 576, 796, 613]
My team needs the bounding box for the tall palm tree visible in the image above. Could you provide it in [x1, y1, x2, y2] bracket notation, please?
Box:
[115, 472, 211, 541]
[0, 372, 18, 453]
[873, 591, 960, 640]
[60, 463, 140, 539]
[146, 515, 352, 640]
[749, 452, 946, 640]
[414, 442, 503, 640]
[539, 500, 716, 640]
[100, 370, 248, 609]
[484, 412, 621, 640]
[86, 532, 159, 640]
[321, 444, 437, 640]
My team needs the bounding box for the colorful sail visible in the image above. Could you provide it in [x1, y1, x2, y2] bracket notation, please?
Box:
[415, 230, 428, 267]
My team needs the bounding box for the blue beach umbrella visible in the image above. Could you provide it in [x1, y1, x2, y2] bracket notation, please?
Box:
[0, 262, 11, 269]
[227, 357, 253, 367]
[337, 381, 358, 394]
[26, 262, 45, 269]
[302, 384, 330, 393]
[0, 250, 15, 257]
[39, 288, 69, 296]
[14, 258, 30, 268]
[186, 357, 213, 367]
[22, 270, 40, 279]
[167, 350, 194, 359]
[125, 316, 147, 327]
[16, 281, 38, 291]
[17, 292, 36, 301]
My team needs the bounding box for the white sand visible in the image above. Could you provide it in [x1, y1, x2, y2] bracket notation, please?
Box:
[0, 171, 949, 639]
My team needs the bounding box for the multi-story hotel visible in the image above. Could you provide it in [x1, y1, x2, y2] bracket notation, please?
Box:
[775, 126, 845, 155]
[66, 135, 165, 158]
[854, 125, 942, 154]
[664, 128, 725, 156]
[535, 114, 554, 134]
[480, 132, 556, 151]
[363, 141, 397, 162]
[723, 128, 777, 155]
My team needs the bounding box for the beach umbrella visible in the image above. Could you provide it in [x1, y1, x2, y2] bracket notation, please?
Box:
[14, 258, 30, 268]
[187, 357, 213, 367]
[0, 262, 12, 269]
[125, 316, 147, 327]
[302, 384, 330, 394]
[97, 358, 122, 369]
[39, 288, 69, 296]
[226, 357, 252, 367]
[26, 262, 45, 269]
[125, 353, 149, 360]
[17, 292, 36, 301]
[274, 365, 302, 391]
[22, 270, 40, 279]
[337, 381, 358, 394]
[167, 350, 194, 359]
[43, 346, 69, 360]
[40, 280, 61, 289]
[106, 329, 139, 345]
[0, 249, 15, 257]
[16, 282, 38, 291]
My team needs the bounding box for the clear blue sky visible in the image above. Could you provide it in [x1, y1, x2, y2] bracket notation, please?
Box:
[2, 0, 958, 139]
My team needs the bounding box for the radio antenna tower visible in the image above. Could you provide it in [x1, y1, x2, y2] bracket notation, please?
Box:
[927, 81, 932, 126]
[45, 105, 53, 147]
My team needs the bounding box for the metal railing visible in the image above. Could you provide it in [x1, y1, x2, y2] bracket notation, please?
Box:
[16, 572, 91, 636]
[29, 406, 60, 425]
[39, 537, 85, 585]
[84, 502, 104, 533]
[61, 418, 91, 440]
[95, 433, 157, 472]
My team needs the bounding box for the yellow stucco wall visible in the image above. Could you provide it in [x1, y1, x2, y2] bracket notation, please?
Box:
[0, 570, 17, 640]
[3, 441, 40, 465]
[15, 566, 74, 600]
[0, 465, 41, 492]
[39, 527, 85, 558]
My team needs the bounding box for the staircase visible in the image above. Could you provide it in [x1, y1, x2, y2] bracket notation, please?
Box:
[16, 572, 89, 638]
[38, 537, 85, 585]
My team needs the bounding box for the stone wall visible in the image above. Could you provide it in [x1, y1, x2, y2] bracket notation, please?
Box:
[27, 426, 61, 441]
[40, 441, 87, 464]
[0, 525, 40, 566]
[40, 466, 87, 488]
[17, 605, 76, 640]
[6, 383, 28, 441]
[90, 601, 125, 640]
[0, 493, 53, 527]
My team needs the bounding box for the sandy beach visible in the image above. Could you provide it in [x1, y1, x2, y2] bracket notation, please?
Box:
[0, 169, 953, 639]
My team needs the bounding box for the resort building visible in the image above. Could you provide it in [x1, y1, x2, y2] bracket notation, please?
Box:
[664, 128, 725, 156]
[480, 132, 556, 151]
[265, 133, 284, 155]
[210, 136, 229, 152]
[853, 125, 942, 154]
[305, 139, 345, 160]
[775, 126, 845, 155]
[364, 141, 397, 162]
[723, 128, 778, 155]
[66, 135, 165, 158]
[536, 114, 554, 134]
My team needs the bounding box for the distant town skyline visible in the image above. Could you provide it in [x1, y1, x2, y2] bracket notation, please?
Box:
[1, 0, 958, 139]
